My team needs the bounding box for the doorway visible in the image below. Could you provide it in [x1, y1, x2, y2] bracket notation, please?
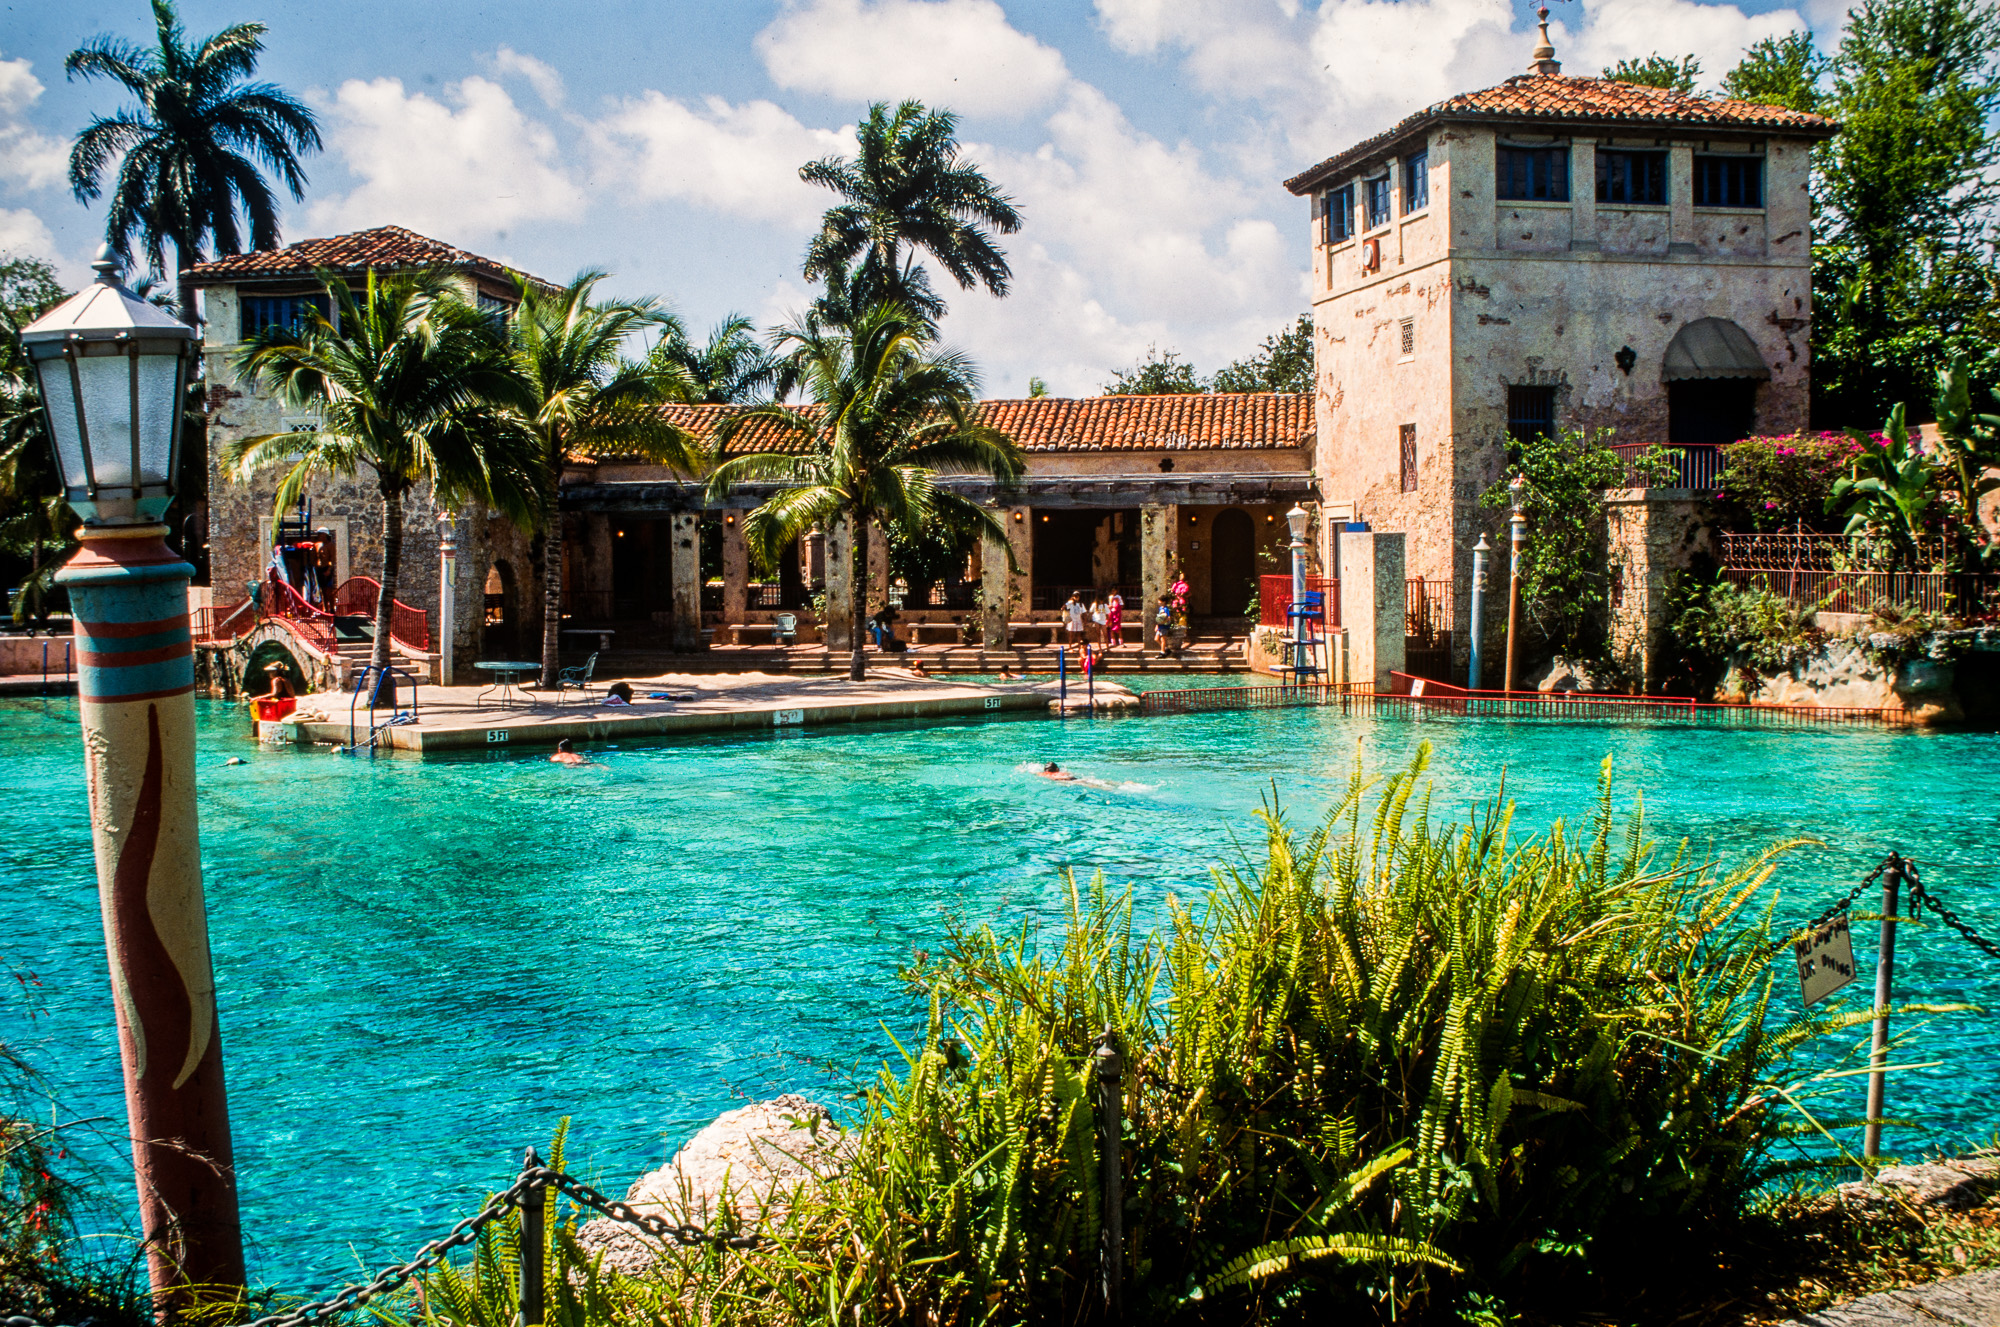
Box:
[1209, 508, 1257, 621]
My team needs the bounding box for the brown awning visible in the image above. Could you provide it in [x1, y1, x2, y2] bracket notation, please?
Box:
[1662, 317, 1770, 381]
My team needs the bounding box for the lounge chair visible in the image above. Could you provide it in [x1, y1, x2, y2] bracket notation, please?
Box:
[774, 613, 799, 646]
[558, 651, 600, 704]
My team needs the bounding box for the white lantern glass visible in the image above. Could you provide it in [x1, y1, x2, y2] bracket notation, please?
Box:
[1285, 505, 1309, 542]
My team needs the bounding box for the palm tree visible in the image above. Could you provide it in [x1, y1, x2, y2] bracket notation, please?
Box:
[648, 314, 779, 405]
[224, 270, 541, 676]
[706, 302, 1024, 682]
[67, 0, 320, 325]
[510, 272, 708, 686]
[801, 101, 1022, 326]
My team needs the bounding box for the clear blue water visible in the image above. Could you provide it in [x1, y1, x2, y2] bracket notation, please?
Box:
[3, 695, 1997, 1291]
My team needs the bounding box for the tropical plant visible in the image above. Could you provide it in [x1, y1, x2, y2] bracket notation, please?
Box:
[801, 100, 1022, 327]
[507, 272, 706, 685]
[1672, 578, 1829, 676]
[1604, 52, 1703, 93]
[706, 302, 1023, 681]
[65, 0, 321, 323]
[224, 270, 542, 674]
[1927, 352, 2000, 564]
[1827, 403, 1944, 564]
[646, 313, 778, 405]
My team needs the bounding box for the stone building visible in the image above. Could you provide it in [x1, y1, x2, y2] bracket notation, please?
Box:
[188, 226, 550, 684]
[1282, 18, 1838, 675]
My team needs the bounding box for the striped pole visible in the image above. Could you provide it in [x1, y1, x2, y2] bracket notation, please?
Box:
[57, 523, 245, 1309]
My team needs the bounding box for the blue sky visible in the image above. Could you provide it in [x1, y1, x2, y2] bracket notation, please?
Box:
[2, 0, 1835, 395]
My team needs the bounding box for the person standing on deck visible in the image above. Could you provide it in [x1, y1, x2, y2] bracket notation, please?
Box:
[1105, 590, 1124, 650]
[1063, 591, 1086, 645]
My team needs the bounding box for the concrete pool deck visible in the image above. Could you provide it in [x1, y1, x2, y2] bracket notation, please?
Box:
[256, 668, 1097, 752]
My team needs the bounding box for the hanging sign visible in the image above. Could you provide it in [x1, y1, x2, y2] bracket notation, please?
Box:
[1794, 915, 1857, 1006]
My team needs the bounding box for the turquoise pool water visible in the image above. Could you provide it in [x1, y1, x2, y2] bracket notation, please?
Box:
[2, 696, 1997, 1290]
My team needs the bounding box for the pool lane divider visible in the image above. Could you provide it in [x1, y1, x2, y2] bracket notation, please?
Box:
[266, 686, 1056, 753]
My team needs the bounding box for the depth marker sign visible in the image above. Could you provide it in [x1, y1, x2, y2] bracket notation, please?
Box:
[1795, 915, 1857, 1006]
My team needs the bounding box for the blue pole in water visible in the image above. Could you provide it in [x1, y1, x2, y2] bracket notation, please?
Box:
[1088, 653, 1095, 714]
[1058, 646, 1067, 707]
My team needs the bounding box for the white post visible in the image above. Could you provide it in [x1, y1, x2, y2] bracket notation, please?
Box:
[1468, 535, 1490, 690]
[1287, 505, 1309, 681]
[438, 512, 457, 686]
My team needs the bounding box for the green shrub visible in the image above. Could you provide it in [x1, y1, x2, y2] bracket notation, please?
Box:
[1713, 432, 1875, 532]
[1671, 579, 1828, 677]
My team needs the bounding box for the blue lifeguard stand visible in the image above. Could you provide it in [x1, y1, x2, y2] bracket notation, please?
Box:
[1281, 590, 1324, 685]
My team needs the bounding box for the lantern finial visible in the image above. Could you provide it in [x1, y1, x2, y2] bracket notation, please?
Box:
[91, 244, 123, 284]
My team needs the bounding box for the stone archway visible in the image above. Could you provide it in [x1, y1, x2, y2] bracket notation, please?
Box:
[484, 559, 519, 656]
[241, 639, 308, 697]
[1210, 508, 1258, 621]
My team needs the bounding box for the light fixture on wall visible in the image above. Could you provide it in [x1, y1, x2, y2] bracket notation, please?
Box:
[1614, 345, 1637, 375]
[723, 514, 734, 526]
[1188, 513, 1199, 525]
[1012, 510, 1023, 522]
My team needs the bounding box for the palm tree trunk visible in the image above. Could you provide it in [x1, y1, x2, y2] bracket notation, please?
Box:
[849, 512, 868, 682]
[541, 512, 565, 688]
[372, 486, 402, 676]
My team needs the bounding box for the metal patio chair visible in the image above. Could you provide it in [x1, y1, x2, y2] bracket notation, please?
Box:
[558, 651, 601, 704]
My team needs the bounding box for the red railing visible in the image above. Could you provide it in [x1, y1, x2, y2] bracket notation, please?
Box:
[1380, 673, 1898, 725]
[329, 577, 430, 650]
[1259, 575, 1337, 629]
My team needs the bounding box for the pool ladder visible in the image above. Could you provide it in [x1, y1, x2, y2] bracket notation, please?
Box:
[341, 664, 422, 754]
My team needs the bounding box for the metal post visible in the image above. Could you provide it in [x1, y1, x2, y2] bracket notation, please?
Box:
[438, 512, 457, 689]
[1290, 522, 1308, 686]
[1503, 477, 1526, 695]
[55, 524, 245, 1308]
[1087, 647, 1095, 713]
[1058, 646, 1066, 707]
[1092, 1027, 1123, 1321]
[519, 1147, 545, 1327]
[1468, 535, 1490, 691]
[1863, 855, 1905, 1162]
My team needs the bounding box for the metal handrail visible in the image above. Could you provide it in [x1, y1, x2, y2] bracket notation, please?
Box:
[343, 663, 423, 754]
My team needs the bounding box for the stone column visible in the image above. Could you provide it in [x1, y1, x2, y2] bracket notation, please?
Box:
[669, 511, 702, 651]
[1140, 503, 1180, 630]
[867, 518, 889, 616]
[721, 509, 748, 627]
[825, 515, 853, 652]
[1604, 488, 1712, 693]
[1668, 144, 1696, 254]
[1338, 530, 1406, 691]
[1570, 141, 1598, 251]
[980, 505, 1029, 648]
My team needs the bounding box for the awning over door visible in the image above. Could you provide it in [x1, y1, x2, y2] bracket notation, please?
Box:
[1661, 317, 1771, 381]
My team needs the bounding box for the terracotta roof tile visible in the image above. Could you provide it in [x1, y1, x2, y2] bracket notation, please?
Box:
[578, 393, 1314, 462]
[184, 225, 546, 287]
[1285, 75, 1838, 194]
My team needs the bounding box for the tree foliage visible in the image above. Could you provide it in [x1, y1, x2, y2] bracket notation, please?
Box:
[1604, 52, 1703, 92]
[1808, 0, 2000, 423]
[1103, 315, 1315, 396]
[1723, 31, 1830, 111]
[65, 0, 320, 319]
[646, 314, 777, 405]
[1102, 346, 1205, 396]
[801, 101, 1021, 328]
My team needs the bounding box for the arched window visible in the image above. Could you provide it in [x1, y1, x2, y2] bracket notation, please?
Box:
[1663, 318, 1768, 447]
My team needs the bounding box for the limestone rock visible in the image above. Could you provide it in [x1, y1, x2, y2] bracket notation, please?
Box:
[575, 1095, 850, 1277]
[1832, 1157, 2000, 1214]
[1787, 1267, 2000, 1326]
[1532, 656, 1602, 693]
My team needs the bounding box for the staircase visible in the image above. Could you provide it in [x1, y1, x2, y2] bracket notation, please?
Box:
[603, 635, 1253, 679]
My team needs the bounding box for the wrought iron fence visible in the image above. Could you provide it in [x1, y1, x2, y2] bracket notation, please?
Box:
[1718, 533, 2000, 618]
[1721, 532, 1946, 572]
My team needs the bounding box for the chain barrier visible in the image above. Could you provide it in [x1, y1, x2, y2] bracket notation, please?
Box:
[237, 1156, 762, 1327]
[1807, 857, 1887, 933]
[1905, 859, 2000, 961]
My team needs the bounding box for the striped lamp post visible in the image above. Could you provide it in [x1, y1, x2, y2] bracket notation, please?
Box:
[22, 249, 245, 1308]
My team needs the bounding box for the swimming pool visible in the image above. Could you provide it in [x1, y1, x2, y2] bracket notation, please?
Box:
[3, 696, 1996, 1289]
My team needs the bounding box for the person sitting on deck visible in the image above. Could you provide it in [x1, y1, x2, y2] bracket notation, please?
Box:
[551, 738, 592, 766]
[257, 661, 297, 700]
[604, 681, 633, 705]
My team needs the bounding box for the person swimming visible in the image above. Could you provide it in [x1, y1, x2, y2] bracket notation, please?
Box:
[1040, 762, 1078, 782]
[551, 738, 592, 766]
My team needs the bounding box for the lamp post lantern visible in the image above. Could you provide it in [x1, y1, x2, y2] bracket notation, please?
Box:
[1503, 476, 1527, 695]
[1468, 534, 1491, 691]
[1286, 504, 1310, 682]
[21, 248, 245, 1308]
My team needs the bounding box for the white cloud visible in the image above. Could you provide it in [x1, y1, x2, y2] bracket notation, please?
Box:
[757, 0, 1071, 117]
[0, 52, 69, 191]
[490, 46, 566, 108]
[307, 75, 585, 240]
[0, 206, 59, 265]
[1563, 0, 1810, 89]
[595, 93, 850, 228]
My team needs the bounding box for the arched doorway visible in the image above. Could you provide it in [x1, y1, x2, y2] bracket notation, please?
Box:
[484, 560, 518, 656]
[1664, 317, 1767, 448]
[241, 640, 307, 697]
[1210, 508, 1257, 621]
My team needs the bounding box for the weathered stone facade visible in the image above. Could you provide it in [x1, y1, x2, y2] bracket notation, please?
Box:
[1286, 45, 1836, 679]
[1603, 489, 1714, 691]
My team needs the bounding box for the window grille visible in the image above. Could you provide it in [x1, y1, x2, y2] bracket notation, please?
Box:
[1399, 318, 1415, 357]
[1508, 385, 1557, 442]
[240, 294, 327, 340]
[1365, 175, 1392, 229]
[1402, 150, 1429, 212]
[1496, 146, 1569, 201]
[1399, 423, 1418, 493]
[1596, 150, 1667, 205]
[1694, 155, 1763, 208]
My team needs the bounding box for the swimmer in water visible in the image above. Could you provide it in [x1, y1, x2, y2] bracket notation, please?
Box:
[1040, 762, 1079, 782]
[551, 738, 592, 766]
